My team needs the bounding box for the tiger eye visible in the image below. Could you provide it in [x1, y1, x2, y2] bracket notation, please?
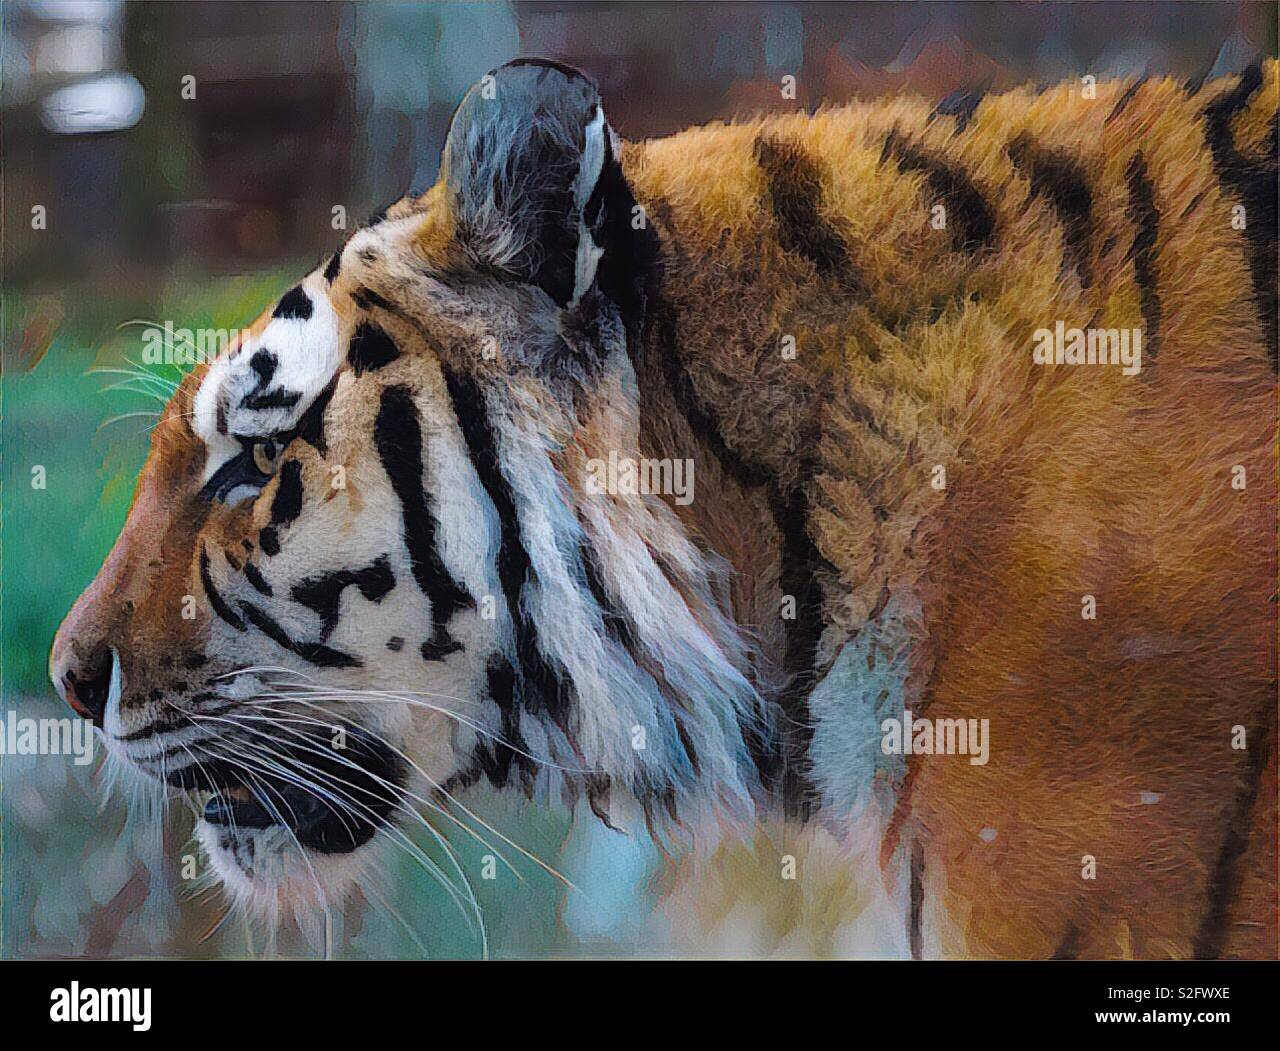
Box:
[252, 439, 279, 475]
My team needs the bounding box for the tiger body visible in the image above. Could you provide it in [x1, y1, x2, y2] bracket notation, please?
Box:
[626, 62, 1278, 958]
[51, 59, 1276, 957]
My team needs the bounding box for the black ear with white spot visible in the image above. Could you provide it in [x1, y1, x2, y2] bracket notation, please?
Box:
[443, 59, 647, 315]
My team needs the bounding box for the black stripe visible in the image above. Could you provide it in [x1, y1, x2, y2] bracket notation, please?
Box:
[931, 86, 986, 133]
[117, 715, 188, 743]
[249, 350, 277, 385]
[239, 601, 361, 668]
[259, 527, 280, 557]
[273, 285, 313, 320]
[243, 561, 273, 597]
[580, 531, 701, 778]
[1203, 62, 1278, 365]
[909, 840, 925, 959]
[441, 369, 575, 728]
[641, 251, 821, 804]
[373, 385, 474, 659]
[661, 261, 830, 812]
[1008, 134, 1095, 287]
[323, 248, 342, 283]
[754, 135, 863, 293]
[771, 474, 825, 818]
[199, 545, 244, 632]
[1193, 722, 1274, 958]
[882, 128, 997, 253]
[348, 320, 401, 375]
[1124, 153, 1162, 366]
[353, 287, 395, 313]
[290, 555, 395, 642]
[641, 200, 833, 808]
[241, 389, 301, 411]
[672, 714, 700, 778]
[1185, 65, 1213, 97]
[269, 459, 304, 526]
[650, 305, 771, 491]
[579, 537, 640, 653]
[121, 698, 245, 746]
[646, 309, 786, 782]
[420, 634, 463, 662]
[476, 656, 533, 790]
[294, 376, 335, 455]
[1106, 78, 1146, 123]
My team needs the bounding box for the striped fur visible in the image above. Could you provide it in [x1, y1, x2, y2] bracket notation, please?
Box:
[52, 60, 1276, 956]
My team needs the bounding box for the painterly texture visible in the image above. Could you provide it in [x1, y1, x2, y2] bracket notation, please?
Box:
[51, 59, 1276, 956]
[625, 62, 1277, 958]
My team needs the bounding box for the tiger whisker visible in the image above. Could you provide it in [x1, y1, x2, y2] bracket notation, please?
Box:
[152, 701, 399, 937]
[233, 702, 528, 886]
[252, 683, 596, 777]
[243, 697, 576, 891]
[175, 707, 486, 937]
[236, 764, 336, 957]
[205, 708, 494, 934]
[194, 729, 483, 936]
[219, 665, 483, 706]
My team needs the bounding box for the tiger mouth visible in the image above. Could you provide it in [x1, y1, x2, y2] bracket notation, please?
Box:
[201, 781, 379, 854]
[167, 727, 405, 856]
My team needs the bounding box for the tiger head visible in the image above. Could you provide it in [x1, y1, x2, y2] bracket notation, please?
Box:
[50, 60, 765, 919]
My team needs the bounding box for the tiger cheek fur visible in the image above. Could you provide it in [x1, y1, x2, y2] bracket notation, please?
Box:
[54, 299, 507, 917]
[50, 57, 1277, 957]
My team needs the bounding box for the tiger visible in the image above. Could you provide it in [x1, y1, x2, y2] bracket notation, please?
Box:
[50, 57, 1277, 958]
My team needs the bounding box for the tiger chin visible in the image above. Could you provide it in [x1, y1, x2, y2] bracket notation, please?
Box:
[51, 57, 1277, 958]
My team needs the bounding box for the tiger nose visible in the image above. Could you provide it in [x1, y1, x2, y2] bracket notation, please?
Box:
[51, 643, 116, 724]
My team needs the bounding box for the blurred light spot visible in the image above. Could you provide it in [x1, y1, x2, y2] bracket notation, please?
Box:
[27, 0, 122, 23]
[34, 24, 112, 76]
[40, 73, 144, 134]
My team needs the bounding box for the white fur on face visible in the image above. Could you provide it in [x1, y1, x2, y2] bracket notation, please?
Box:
[569, 107, 608, 307]
[193, 274, 344, 483]
[195, 815, 380, 928]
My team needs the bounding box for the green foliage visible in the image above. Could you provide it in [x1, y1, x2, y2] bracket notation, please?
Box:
[1, 272, 296, 692]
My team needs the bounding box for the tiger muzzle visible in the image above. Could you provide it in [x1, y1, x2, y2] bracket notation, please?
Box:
[176, 725, 405, 854]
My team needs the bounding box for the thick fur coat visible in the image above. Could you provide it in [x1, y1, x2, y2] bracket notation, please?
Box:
[52, 59, 1276, 957]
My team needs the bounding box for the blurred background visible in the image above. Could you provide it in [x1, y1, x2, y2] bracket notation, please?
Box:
[3, 0, 1276, 959]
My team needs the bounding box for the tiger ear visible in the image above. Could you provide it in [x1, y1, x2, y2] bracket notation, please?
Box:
[441, 59, 629, 310]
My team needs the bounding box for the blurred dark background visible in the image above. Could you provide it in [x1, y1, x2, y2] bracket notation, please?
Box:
[4, 1, 1277, 298]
